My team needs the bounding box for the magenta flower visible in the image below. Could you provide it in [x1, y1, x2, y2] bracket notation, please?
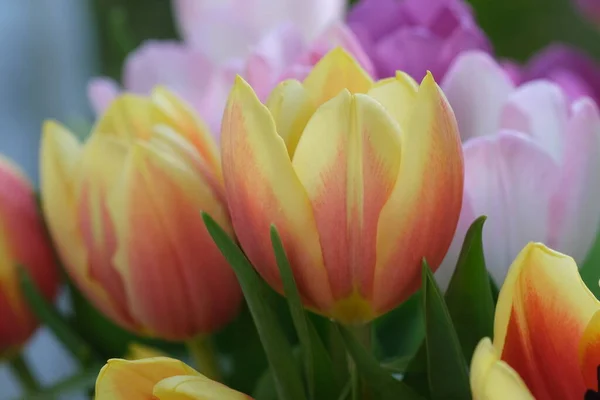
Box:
[347, 0, 490, 80]
[436, 51, 600, 286]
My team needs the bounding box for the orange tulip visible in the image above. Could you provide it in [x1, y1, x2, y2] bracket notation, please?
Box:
[221, 47, 464, 324]
[40, 88, 242, 340]
[95, 357, 252, 400]
[0, 157, 58, 356]
[470, 242, 600, 399]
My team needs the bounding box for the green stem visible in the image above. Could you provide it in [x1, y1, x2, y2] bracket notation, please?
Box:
[348, 323, 372, 400]
[186, 336, 221, 381]
[8, 353, 40, 395]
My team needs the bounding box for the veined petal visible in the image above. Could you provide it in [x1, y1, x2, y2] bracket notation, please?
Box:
[94, 94, 154, 141]
[580, 311, 600, 392]
[221, 76, 333, 311]
[95, 357, 200, 400]
[494, 243, 600, 399]
[291, 90, 402, 323]
[302, 47, 373, 107]
[107, 140, 240, 340]
[40, 122, 133, 328]
[266, 79, 316, 156]
[373, 73, 463, 313]
[470, 338, 534, 400]
[153, 375, 251, 400]
[368, 71, 419, 131]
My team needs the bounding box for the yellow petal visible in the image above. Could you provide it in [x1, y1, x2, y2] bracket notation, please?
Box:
[153, 375, 251, 400]
[125, 343, 168, 360]
[470, 338, 534, 400]
[266, 79, 315, 156]
[368, 71, 419, 130]
[291, 90, 402, 323]
[373, 73, 464, 313]
[94, 94, 154, 141]
[221, 76, 332, 311]
[494, 243, 600, 398]
[95, 357, 200, 400]
[302, 47, 373, 107]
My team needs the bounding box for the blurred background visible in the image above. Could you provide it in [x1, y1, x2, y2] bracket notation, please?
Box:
[1, 0, 600, 398]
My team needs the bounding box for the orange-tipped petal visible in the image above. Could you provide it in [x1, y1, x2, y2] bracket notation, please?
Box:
[291, 90, 402, 323]
[470, 338, 534, 400]
[107, 140, 240, 340]
[373, 73, 464, 313]
[580, 311, 600, 392]
[494, 243, 600, 399]
[95, 357, 200, 400]
[302, 47, 373, 107]
[153, 375, 252, 400]
[221, 76, 333, 311]
[266, 79, 315, 156]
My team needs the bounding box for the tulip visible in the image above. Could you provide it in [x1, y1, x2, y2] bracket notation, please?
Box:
[0, 157, 58, 356]
[503, 44, 600, 105]
[221, 48, 463, 325]
[436, 51, 600, 287]
[89, 23, 373, 136]
[470, 242, 600, 399]
[40, 88, 242, 341]
[95, 357, 252, 399]
[347, 0, 491, 80]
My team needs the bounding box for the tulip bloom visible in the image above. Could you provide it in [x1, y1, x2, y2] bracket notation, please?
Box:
[40, 88, 242, 340]
[437, 51, 600, 287]
[347, 0, 491, 80]
[221, 48, 464, 324]
[470, 242, 600, 399]
[0, 157, 58, 356]
[96, 357, 252, 399]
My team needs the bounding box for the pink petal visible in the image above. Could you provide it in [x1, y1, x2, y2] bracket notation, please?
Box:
[87, 78, 121, 115]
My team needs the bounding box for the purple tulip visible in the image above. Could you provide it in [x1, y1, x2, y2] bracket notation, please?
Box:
[347, 0, 491, 80]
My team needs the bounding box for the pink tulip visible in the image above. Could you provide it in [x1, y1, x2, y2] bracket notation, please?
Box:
[437, 51, 600, 286]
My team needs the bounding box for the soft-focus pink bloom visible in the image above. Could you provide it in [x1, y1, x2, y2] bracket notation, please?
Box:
[436, 51, 600, 287]
[88, 23, 373, 137]
[574, 0, 600, 25]
[503, 44, 600, 105]
[0, 157, 59, 355]
[173, 0, 346, 63]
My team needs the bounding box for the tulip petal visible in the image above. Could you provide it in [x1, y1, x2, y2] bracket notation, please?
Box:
[470, 338, 534, 400]
[94, 94, 154, 141]
[40, 122, 134, 328]
[373, 73, 463, 314]
[368, 71, 419, 130]
[442, 51, 514, 140]
[580, 311, 600, 392]
[461, 131, 559, 284]
[266, 79, 316, 156]
[550, 99, 600, 263]
[221, 76, 333, 311]
[107, 140, 240, 339]
[87, 77, 121, 115]
[494, 243, 600, 399]
[153, 375, 251, 400]
[95, 357, 200, 400]
[291, 90, 402, 323]
[303, 47, 373, 107]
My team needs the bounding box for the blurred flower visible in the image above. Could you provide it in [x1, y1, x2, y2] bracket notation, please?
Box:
[574, 0, 600, 26]
[470, 243, 600, 399]
[95, 357, 252, 399]
[40, 88, 242, 341]
[0, 157, 58, 356]
[89, 24, 372, 137]
[221, 48, 463, 325]
[437, 51, 600, 287]
[503, 44, 600, 105]
[347, 0, 490, 80]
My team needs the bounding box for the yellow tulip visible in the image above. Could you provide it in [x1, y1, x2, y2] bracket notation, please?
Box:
[220, 47, 464, 324]
[95, 357, 252, 399]
[40, 88, 242, 340]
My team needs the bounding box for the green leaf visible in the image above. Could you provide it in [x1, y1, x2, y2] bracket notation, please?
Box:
[202, 212, 306, 400]
[444, 216, 495, 361]
[18, 267, 98, 366]
[422, 261, 471, 400]
[336, 325, 423, 400]
[271, 226, 341, 400]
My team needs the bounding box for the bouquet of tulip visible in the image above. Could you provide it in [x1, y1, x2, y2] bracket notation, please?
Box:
[4, 0, 600, 398]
